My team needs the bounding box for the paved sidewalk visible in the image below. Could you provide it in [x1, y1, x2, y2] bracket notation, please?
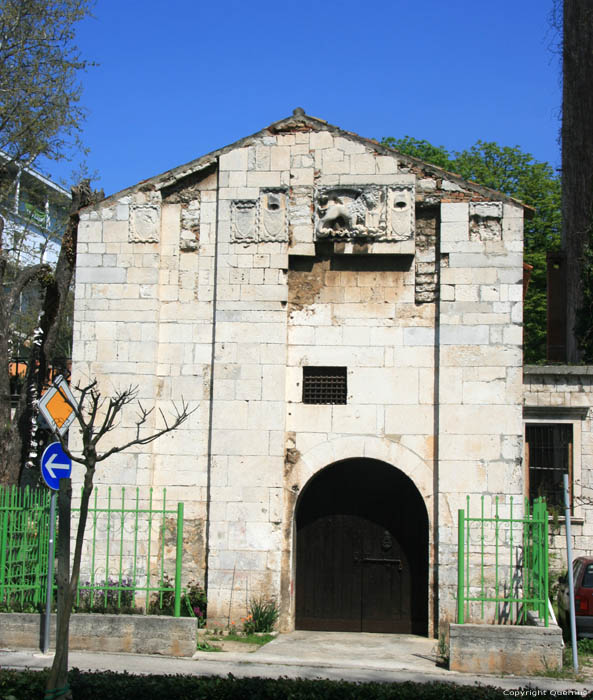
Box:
[1, 631, 591, 695]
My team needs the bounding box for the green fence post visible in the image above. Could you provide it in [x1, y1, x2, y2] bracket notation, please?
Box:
[174, 502, 184, 618]
[0, 488, 8, 594]
[0, 487, 8, 599]
[457, 508, 465, 624]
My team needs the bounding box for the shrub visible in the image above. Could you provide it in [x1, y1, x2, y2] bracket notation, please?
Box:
[149, 575, 206, 626]
[578, 637, 593, 654]
[243, 596, 278, 634]
[75, 577, 141, 614]
[0, 668, 533, 699]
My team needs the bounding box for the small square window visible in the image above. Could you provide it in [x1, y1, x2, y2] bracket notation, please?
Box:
[302, 367, 347, 405]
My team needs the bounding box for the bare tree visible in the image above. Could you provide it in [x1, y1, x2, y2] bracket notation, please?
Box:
[44, 379, 195, 699]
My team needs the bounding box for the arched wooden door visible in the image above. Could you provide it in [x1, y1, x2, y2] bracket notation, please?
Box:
[295, 458, 428, 634]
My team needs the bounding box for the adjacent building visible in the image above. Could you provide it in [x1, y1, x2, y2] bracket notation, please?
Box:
[0, 152, 71, 267]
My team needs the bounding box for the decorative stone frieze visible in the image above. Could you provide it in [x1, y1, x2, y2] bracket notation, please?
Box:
[314, 184, 414, 242]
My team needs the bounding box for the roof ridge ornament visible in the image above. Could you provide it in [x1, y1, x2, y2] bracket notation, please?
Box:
[292, 107, 306, 117]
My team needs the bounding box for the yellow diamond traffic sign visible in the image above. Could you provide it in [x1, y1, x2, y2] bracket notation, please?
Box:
[39, 375, 77, 436]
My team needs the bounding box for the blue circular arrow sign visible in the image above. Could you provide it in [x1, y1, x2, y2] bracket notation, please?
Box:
[41, 442, 72, 491]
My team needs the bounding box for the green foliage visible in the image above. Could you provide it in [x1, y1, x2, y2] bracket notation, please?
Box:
[381, 136, 453, 169]
[382, 136, 561, 363]
[0, 0, 92, 168]
[74, 578, 141, 614]
[0, 597, 43, 613]
[0, 668, 529, 699]
[196, 638, 223, 651]
[242, 596, 279, 634]
[148, 576, 207, 626]
[577, 637, 593, 655]
[225, 632, 276, 645]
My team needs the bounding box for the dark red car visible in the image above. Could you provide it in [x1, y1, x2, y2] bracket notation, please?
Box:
[557, 557, 593, 638]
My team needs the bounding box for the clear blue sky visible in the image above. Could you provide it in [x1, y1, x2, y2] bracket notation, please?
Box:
[48, 0, 562, 196]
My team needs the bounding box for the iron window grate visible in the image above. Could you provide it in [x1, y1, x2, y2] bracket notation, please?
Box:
[526, 423, 572, 508]
[302, 366, 347, 405]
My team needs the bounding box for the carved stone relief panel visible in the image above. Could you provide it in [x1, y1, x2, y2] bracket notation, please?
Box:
[129, 192, 162, 243]
[387, 186, 415, 241]
[259, 189, 288, 242]
[231, 200, 257, 243]
[315, 186, 385, 239]
[314, 184, 415, 242]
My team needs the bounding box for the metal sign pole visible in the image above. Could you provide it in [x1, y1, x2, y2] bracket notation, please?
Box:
[42, 490, 57, 655]
[564, 473, 578, 673]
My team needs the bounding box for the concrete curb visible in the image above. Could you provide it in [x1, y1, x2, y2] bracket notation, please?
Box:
[1, 647, 591, 695]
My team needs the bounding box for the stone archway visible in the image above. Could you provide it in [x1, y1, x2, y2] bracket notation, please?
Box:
[294, 457, 429, 635]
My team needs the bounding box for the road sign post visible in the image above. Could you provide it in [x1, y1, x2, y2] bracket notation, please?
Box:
[38, 375, 77, 437]
[42, 492, 56, 655]
[40, 442, 72, 655]
[41, 442, 73, 491]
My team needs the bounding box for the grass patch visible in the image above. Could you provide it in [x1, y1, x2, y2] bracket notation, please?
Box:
[224, 632, 275, 645]
[196, 638, 223, 652]
[0, 668, 538, 699]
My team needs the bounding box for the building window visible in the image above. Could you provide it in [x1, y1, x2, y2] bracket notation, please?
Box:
[302, 366, 347, 405]
[525, 423, 573, 508]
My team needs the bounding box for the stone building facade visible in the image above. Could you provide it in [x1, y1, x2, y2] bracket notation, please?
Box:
[523, 365, 593, 569]
[71, 111, 526, 636]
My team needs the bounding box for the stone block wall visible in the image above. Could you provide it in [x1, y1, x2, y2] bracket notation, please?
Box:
[436, 200, 525, 622]
[449, 622, 563, 674]
[0, 613, 196, 657]
[71, 113, 526, 634]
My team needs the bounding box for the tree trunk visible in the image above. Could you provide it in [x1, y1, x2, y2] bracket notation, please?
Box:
[0, 323, 20, 484]
[563, 0, 593, 361]
[46, 464, 95, 699]
[46, 478, 72, 699]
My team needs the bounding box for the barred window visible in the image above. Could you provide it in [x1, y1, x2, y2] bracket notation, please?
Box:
[302, 367, 347, 405]
[525, 423, 573, 508]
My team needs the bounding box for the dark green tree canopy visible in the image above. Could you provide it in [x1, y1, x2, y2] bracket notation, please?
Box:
[381, 136, 561, 364]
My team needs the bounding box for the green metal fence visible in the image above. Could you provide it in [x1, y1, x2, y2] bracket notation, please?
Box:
[0, 485, 186, 616]
[0, 486, 52, 610]
[457, 495, 549, 626]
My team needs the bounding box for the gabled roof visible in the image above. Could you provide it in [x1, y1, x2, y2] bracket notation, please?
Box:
[99, 109, 532, 214]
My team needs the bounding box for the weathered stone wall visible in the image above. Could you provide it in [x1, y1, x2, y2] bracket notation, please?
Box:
[436, 200, 524, 623]
[0, 613, 196, 657]
[449, 622, 563, 674]
[71, 113, 525, 635]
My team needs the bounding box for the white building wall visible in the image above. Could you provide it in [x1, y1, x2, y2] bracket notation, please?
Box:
[71, 115, 525, 633]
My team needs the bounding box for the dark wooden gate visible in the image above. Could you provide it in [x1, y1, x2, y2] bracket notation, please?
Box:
[295, 458, 428, 634]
